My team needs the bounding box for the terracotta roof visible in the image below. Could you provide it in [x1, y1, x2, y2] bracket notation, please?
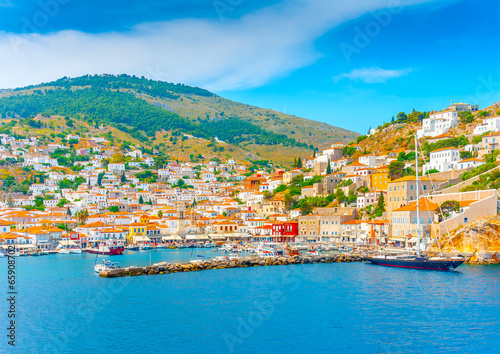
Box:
[392, 198, 439, 212]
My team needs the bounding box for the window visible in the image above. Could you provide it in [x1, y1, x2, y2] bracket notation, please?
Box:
[423, 185, 427, 191]
[464, 217, 468, 223]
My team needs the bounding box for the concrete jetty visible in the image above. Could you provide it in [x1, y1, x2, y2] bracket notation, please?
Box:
[99, 254, 363, 278]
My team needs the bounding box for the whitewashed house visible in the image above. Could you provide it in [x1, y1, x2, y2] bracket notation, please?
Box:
[453, 158, 486, 170]
[473, 116, 500, 135]
[417, 110, 458, 138]
[422, 147, 461, 173]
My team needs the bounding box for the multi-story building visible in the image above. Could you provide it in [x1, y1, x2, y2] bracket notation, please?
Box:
[390, 198, 438, 241]
[473, 116, 500, 135]
[369, 166, 390, 190]
[417, 110, 458, 138]
[482, 131, 500, 151]
[386, 176, 440, 212]
[422, 147, 461, 173]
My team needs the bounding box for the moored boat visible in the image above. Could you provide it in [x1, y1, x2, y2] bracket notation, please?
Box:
[364, 254, 465, 271]
[94, 259, 120, 273]
[87, 244, 124, 256]
[365, 135, 465, 272]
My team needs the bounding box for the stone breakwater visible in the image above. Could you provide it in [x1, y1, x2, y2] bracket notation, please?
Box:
[99, 254, 363, 278]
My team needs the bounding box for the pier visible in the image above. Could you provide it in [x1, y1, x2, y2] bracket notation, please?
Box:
[98, 254, 363, 278]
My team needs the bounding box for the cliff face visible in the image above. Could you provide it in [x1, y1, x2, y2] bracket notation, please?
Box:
[431, 216, 500, 264]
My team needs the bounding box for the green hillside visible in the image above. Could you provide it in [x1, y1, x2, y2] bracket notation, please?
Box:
[0, 74, 359, 164]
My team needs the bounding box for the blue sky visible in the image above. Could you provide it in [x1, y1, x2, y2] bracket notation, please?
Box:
[1, 0, 499, 134]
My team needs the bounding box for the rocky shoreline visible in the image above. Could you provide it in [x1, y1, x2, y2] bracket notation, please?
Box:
[99, 254, 363, 278]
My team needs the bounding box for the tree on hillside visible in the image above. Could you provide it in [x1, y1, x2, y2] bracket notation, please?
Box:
[297, 157, 302, 168]
[158, 210, 163, 218]
[120, 171, 127, 183]
[407, 110, 425, 123]
[76, 209, 89, 225]
[460, 151, 472, 160]
[391, 116, 395, 124]
[300, 200, 314, 215]
[396, 112, 407, 123]
[437, 200, 460, 221]
[97, 172, 105, 186]
[139, 195, 144, 204]
[388, 161, 406, 180]
[459, 111, 474, 124]
[326, 159, 331, 174]
[375, 192, 385, 216]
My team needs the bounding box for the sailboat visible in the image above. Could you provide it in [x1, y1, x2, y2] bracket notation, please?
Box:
[364, 135, 465, 271]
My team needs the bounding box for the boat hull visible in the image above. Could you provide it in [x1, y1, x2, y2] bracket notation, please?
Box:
[87, 246, 124, 256]
[364, 257, 464, 271]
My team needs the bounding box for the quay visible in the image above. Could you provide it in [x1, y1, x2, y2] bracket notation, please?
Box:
[98, 254, 363, 278]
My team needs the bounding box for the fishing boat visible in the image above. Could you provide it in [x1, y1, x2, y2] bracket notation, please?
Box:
[70, 247, 83, 254]
[139, 244, 152, 250]
[94, 259, 120, 273]
[57, 248, 71, 254]
[125, 244, 140, 251]
[87, 242, 124, 256]
[364, 135, 465, 271]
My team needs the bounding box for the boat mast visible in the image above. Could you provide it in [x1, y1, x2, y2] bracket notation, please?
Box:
[415, 134, 421, 258]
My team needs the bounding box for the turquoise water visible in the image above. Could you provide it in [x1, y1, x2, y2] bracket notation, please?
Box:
[1, 249, 499, 353]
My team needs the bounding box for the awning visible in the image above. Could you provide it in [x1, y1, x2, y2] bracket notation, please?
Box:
[307, 236, 317, 240]
[162, 235, 182, 241]
[58, 240, 77, 246]
[134, 236, 151, 242]
[14, 244, 36, 249]
[186, 234, 209, 240]
[389, 237, 407, 242]
[209, 234, 227, 240]
[408, 237, 418, 243]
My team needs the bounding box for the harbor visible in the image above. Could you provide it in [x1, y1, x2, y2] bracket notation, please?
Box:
[2, 249, 499, 353]
[97, 253, 363, 278]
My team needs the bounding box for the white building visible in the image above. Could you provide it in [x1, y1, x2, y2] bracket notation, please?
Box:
[453, 158, 486, 170]
[473, 116, 500, 135]
[108, 163, 125, 173]
[447, 102, 478, 112]
[417, 110, 458, 138]
[357, 191, 384, 209]
[422, 147, 461, 173]
[358, 154, 377, 168]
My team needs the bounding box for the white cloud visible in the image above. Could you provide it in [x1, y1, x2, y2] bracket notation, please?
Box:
[334, 67, 414, 83]
[0, 0, 433, 91]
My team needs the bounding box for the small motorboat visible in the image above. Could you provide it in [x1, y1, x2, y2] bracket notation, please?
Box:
[70, 248, 83, 254]
[94, 259, 120, 273]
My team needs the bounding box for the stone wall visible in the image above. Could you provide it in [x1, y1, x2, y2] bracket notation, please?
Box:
[437, 165, 500, 194]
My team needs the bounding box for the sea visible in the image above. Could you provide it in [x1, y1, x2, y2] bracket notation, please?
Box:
[0, 248, 499, 353]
